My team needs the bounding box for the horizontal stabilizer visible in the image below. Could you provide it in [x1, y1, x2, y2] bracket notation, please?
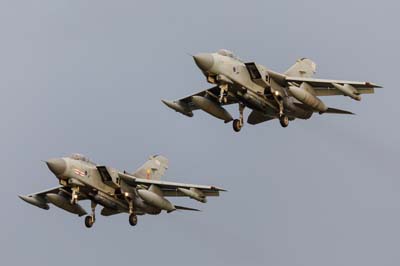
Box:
[324, 107, 355, 115]
[175, 205, 200, 212]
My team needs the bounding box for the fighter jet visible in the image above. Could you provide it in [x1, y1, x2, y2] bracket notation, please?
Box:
[162, 49, 381, 132]
[19, 153, 224, 228]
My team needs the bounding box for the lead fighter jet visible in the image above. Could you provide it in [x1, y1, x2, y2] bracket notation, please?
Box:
[162, 49, 381, 132]
[19, 154, 224, 228]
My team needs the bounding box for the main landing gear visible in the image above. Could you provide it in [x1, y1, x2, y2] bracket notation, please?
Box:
[232, 103, 245, 132]
[84, 201, 97, 228]
[129, 213, 138, 226]
[279, 114, 289, 128]
[272, 90, 290, 128]
[126, 193, 138, 226]
[232, 119, 242, 132]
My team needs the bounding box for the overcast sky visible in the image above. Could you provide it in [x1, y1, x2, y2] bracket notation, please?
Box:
[1, 1, 399, 265]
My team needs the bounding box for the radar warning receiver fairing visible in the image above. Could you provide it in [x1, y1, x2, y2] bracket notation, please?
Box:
[162, 49, 381, 132]
[19, 154, 224, 228]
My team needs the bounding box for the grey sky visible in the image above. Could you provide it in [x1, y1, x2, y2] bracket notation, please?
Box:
[1, 1, 399, 265]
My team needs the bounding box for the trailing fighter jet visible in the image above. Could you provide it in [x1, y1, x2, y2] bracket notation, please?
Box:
[162, 49, 381, 132]
[19, 153, 224, 228]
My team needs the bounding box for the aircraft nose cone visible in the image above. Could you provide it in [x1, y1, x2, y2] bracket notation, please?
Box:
[193, 53, 214, 71]
[46, 158, 66, 176]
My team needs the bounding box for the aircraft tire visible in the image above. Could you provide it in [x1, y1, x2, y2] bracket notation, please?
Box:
[129, 214, 138, 226]
[85, 215, 94, 228]
[279, 115, 289, 128]
[232, 119, 242, 132]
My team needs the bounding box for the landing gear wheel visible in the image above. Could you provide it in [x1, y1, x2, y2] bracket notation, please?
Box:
[129, 214, 138, 226]
[232, 103, 245, 132]
[233, 119, 242, 132]
[279, 115, 289, 128]
[85, 215, 95, 228]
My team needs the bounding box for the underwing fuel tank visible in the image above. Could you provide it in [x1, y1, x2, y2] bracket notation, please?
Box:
[177, 188, 207, 203]
[161, 100, 193, 117]
[19, 195, 49, 210]
[45, 193, 87, 216]
[191, 96, 233, 122]
[332, 83, 361, 101]
[289, 83, 327, 112]
[137, 189, 176, 212]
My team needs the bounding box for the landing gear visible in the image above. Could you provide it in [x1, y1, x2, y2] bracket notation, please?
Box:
[85, 215, 94, 228]
[232, 103, 245, 132]
[129, 213, 138, 226]
[279, 115, 289, 128]
[219, 84, 228, 104]
[272, 90, 284, 116]
[84, 201, 97, 228]
[233, 119, 242, 132]
[271, 91, 289, 128]
[271, 90, 289, 128]
[71, 187, 79, 204]
[126, 193, 138, 226]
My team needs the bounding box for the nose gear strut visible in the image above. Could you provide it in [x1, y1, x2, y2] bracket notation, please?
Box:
[219, 84, 228, 104]
[71, 187, 79, 204]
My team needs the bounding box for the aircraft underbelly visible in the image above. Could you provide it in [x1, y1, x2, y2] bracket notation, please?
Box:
[241, 97, 273, 113]
[93, 191, 161, 216]
[235, 90, 313, 120]
[235, 89, 276, 114]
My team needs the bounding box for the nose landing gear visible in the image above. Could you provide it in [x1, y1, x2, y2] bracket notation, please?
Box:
[71, 187, 79, 205]
[219, 84, 228, 104]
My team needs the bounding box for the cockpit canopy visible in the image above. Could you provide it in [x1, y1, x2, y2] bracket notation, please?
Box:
[69, 153, 92, 163]
[217, 49, 234, 57]
[217, 49, 242, 61]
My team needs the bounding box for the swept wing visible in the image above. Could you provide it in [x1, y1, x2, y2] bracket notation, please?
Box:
[162, 86, 238, 118]
[19, 186, 87, 216]
[118, 172, 225, 198]
[286, 76, 381, 96]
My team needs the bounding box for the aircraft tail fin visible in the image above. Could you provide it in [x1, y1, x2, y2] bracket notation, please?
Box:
[132, 155, 169, 180]
[285, 58, 316, 78]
